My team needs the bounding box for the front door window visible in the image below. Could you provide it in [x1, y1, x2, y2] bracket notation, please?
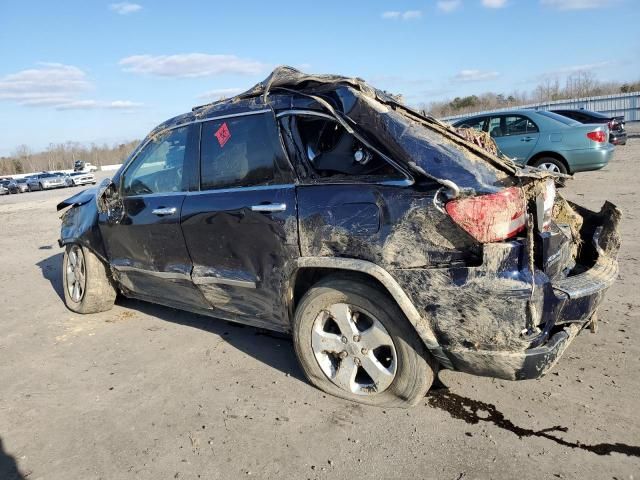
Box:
[123, 126, 189, 196]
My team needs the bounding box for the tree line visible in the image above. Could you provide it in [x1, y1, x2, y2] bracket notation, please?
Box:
[0, 140, 140, 176]
[422, 71, 640, 118]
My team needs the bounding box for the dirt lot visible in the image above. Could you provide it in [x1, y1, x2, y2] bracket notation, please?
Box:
[1, 130, 639, 480]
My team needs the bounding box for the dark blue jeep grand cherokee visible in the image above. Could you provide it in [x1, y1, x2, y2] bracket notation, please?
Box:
[57, 67, 620, 407]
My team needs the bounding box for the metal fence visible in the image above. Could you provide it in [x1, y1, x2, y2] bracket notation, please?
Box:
[440, 91, 640, 122]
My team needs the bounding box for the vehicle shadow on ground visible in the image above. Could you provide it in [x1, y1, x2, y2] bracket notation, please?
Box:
[36, 252, 64, 302]
[0, 438, 25, 480]
[116, 296, 306, 381]
[36, 253, 305, 381]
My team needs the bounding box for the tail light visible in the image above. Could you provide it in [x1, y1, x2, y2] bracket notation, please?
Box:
[587, 130, 606, 143]
[445, 187, 526, 243]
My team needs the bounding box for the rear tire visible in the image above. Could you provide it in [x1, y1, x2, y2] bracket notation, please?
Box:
[531, 157, 568, 174]
[62, 244, 116, 314]
[293, 277, 436, 408]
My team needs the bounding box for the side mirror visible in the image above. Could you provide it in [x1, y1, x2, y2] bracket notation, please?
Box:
[96, 177, 124, 223]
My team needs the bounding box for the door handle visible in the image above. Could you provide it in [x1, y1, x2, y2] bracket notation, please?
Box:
[521, 137, 534, 142]
[151, 207, 177, 216]
[250, 203, 287, 213]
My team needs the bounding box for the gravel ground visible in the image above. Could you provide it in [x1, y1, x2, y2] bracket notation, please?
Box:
[1, 128, 639, 480]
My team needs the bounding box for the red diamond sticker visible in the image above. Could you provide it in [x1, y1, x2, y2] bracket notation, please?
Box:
[214, 122, 231, 147]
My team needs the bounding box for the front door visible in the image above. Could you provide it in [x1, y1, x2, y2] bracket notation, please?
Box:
[100, 124, 208, 309]
[181, 110, 298, 329]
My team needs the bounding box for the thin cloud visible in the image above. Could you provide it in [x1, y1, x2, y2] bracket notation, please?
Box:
[57, 100, 144, 110]
[0, 63, 142, 110]
[119, 53, 265, 77]
[197, 88, 245, 101]
[543, 61, 615, 77]
[107, 100, 144, 109]
[541, 0, 617, 9]
[109, 2, 142, 15]
[453, 69, 500, 82]
[437, 1, 462, 13]
[482, 0, 508, 7]
[0, 63, 91, 106]
[381, 10, 423, 20]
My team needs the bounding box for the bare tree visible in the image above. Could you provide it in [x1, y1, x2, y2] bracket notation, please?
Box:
[0, 140, 140, 176]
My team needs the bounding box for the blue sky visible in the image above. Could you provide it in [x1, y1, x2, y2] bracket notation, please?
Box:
[1, 0, 638, 156]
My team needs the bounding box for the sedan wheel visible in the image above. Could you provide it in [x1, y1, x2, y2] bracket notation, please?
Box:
[538, 162, 561, 173]
[311, 303, 397, 395]
[531, 157, 567, 174]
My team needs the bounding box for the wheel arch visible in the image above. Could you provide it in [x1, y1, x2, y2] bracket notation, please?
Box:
[59, 201, 109, 263]
[527, 151, 570, 173]
[288, 257, 453, 369]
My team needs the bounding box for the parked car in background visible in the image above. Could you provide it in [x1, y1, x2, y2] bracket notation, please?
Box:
[0, 179, 20, 194]
[26, 172, 67, 191]
[56, 67, 621, 407]
[452, 109, 613, 174]
[551, 109, 627, 145]
[15, 178, 30, 193]
[0, 183, 8, 195]
[74, 161, 98, 173]
[66, 171, 96, 186]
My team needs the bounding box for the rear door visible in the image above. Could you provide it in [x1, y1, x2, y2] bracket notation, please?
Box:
[100, 124, 209, 308]
[489, 114, 539, 163]
[181, 110, 298, 329]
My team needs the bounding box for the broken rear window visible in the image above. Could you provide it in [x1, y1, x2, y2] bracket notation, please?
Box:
[289, 115, 401, 179]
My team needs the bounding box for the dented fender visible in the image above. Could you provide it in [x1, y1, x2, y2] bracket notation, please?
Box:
[58, 189, 108, 261]
[294, 256, 454, 369]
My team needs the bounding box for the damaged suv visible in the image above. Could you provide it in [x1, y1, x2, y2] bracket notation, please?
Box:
[57, 67, 621, 407]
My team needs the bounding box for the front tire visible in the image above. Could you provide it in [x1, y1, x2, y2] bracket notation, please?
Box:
[293, 277, 436, 407]
[63, 244, 116, 314]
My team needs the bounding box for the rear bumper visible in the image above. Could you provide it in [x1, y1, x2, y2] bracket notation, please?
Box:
[448, 202, 620, 380]
[566, 145, 615, 173]
[392, 201, 621, 381]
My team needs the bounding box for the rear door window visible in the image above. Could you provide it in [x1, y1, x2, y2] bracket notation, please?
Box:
[200, 113, 288, 190]
[281, 114, 402, 179]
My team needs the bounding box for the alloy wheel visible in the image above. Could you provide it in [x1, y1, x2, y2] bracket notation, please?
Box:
[66, 246, 86, 303]
[538, 162, 561, 173]
[311, 303, 397, 395]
